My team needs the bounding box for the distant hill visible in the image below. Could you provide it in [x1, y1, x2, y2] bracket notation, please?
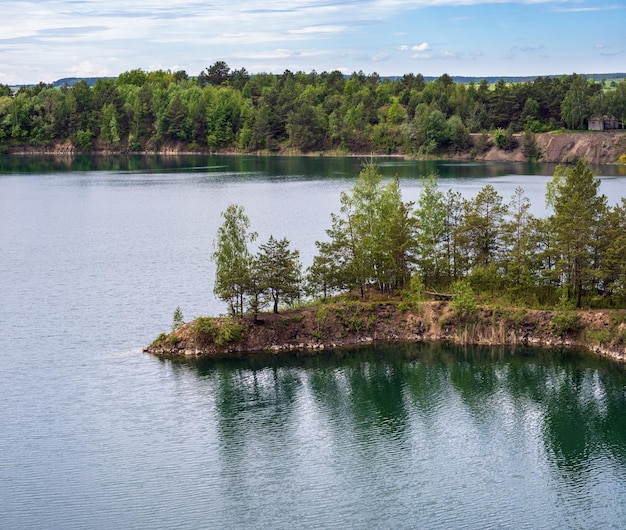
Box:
[389, 73, 626, 84]
[7, 72, 626, 91]
[52, 77, 115, 87]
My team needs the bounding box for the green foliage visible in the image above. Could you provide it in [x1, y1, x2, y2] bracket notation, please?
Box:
[74, 129, 94, 151]
[551, 311, 580, 336]
[193, 316, 243, 346]
[254, 235, 302, 314]
[400, 274, 424, 312]
[212, 204, 257, 316]
[493, 125, 517, 151]
[470, 131, 492, 158]
[521, 131, 543, 162]
[314, 306, 328, 329]
[151, 332, 167, 347]
[451, 280, 478, 318]
[547, 160, 607, 308]
[6, 67, 618, 154]
[172, 306, 184, 332]
[193, 317, 217, 345]
[166, 334, 181, 346]
[309, 162, 417, 299]
[216, 319, 244, 345]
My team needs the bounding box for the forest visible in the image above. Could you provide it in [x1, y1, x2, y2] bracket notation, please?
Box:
[1, 62, 625, 156]
[212, 161, 626, 316]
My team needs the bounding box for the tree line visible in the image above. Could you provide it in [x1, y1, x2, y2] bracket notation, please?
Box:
[1, 63, 625, 155]
[212, 161, 626, 315]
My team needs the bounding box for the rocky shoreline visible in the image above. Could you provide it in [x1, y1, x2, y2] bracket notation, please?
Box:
[144, 301, 626, 364]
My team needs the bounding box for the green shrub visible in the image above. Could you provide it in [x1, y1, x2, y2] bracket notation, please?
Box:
[551, 311, 580, 336]
[74, 129, 94, 151]
[401, 275, 424, 312]
[451, 280, 477, 318]
[194, 317, 217, 345]
[611, 311, 626, 326]
[216, 320, 244, 345]
[151, 332, 167, 347]
[166, 334, 181, 346]
[493, 126, 518, 151]
[586, 328, 609, 345]
[521, 130, 543, 162]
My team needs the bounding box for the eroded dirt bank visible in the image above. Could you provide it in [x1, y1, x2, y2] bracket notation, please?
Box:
[145, 301, 626, 364]
[477, 131, 626, 165]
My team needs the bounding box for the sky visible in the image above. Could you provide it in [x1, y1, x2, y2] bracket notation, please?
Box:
[1, 0, 625, 85]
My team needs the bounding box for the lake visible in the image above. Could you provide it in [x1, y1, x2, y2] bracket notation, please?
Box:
[1, 155, 626, 529]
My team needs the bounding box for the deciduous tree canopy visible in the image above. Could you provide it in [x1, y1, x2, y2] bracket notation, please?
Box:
[2, 65, 624, 154]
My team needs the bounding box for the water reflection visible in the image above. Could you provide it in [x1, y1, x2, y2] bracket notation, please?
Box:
[2, 154, 625, 179]
[184, 344, 626, 480]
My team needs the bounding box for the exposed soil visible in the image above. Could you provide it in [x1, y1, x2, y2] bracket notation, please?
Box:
[474, 131, 626, 165]
[145, 301, 626, 364]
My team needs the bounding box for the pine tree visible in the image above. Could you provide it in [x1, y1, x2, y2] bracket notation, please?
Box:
[547, 160, 607, 307]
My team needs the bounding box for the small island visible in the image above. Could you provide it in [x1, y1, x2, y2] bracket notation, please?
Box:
[146, 160, 626, 364]
[145, 298, 626, 364]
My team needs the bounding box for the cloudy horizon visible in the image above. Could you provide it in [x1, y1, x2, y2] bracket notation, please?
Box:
[1, 0, 625, 85]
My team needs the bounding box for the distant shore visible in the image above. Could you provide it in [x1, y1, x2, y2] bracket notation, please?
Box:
[6, 130, 626, 166]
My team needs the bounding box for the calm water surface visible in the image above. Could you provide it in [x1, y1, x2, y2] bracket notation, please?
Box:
[1, 155, 626, 529]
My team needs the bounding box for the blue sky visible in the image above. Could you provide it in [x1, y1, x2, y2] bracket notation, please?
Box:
[1, 0, 624, 84]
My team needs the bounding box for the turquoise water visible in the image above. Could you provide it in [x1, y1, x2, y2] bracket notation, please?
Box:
[1, 156, 626, 529]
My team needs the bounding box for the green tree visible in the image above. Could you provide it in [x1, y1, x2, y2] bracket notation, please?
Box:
[502, 187, 536, 295]
[311, 162, 416, 297]
[599, 199, 626, 305]
[521, 130, 542, 162]
[172, 306, 184, 332]
[100, 103, 120, 148]
[212, 204, 257, 315]
[441, 189, 465, 281]
[561, 74, 592, 130]
[286, 103, 327, 152]
[255, 236, 302, 313]
[547, 160, 607, 307]
[414, 173, 446, 286]
[461, 184, 508, 268]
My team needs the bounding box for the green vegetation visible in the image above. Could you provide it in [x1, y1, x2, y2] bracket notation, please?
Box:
[193, 317, 218, 345]
[215, 320, 244, 345]
[190, 316, 243, 346]
[212, 204, 257, 316]
[209, 161, 625, 317]
[451, 280, 478, 318]
[172, 306, 184, 332]
[1, 66, 624, 155]
[212, 205, 302, 317]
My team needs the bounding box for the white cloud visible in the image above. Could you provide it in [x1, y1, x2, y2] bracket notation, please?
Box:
[372, 53, 390, 62]
[0, 0, 623, 83]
